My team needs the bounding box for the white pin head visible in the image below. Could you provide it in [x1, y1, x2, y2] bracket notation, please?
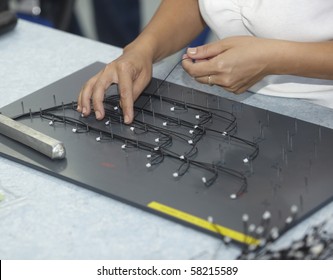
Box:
[248, 224, 256, 232]
[49, 121, 54, 126]
[262, 211, 271, 220]
[242, 214, 249, 222]
[105, 120, 110, 126]
[113, 106, 118, 110]
[207, 216, 214, 223]
[72, 128, 77, 133]
[155, 138, 160, 143]
[130, 126, 135, 132]
[270, 227, 279, 240]
[188, 139, 193, 145]
[146, 163, 152, 168]
[162, 122, 168, 126]
[173, 172, 179, 178]
[285, 216, 293, 224]
[121, 144, 126, 149]
[230, 193, 237, 200]
[170, 107, 175, 111]
[179, 155, 185, 160]
[146, 154, 152, 158]
[96, 137, 101, 142]
[202, 177, 207, 184]
[243, 158, 249, 164]
[195, 115, 200, 119]
[256, 226, 264, 235]
[223, 236, 231, 244]
[291, 205, 298, 214]
[189, 130, 194, 134]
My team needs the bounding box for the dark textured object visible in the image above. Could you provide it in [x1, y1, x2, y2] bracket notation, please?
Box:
[238, 221, 333, 260]
[1, 62, 333, 246]
[0, 10, 17, 36]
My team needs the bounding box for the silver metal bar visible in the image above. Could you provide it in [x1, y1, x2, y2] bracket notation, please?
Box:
[0, 114, 66, 160]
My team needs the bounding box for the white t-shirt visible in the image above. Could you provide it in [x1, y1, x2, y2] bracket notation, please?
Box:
[198, 0, 333, 108]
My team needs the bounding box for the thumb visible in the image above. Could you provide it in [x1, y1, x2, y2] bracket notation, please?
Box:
[186, 41, 226, 60]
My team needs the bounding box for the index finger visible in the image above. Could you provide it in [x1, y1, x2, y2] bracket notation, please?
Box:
[117, 66, 135, 124]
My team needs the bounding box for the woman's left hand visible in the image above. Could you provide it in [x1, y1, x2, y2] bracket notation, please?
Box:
[182, 36, 277, 93]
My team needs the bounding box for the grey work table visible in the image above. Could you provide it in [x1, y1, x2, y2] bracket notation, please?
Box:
[1, 20, 333, 260]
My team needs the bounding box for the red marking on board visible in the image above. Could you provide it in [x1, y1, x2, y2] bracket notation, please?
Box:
[100, 162, 115, 168]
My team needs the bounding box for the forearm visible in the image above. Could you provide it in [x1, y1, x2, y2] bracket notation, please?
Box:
[270, 40, 333, 80]
[124, 0, 205, 62]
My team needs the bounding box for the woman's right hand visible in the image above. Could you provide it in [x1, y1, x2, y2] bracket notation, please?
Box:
[77, 47, 153, 124]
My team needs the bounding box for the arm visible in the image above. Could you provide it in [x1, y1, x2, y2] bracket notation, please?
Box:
[182, 37, 333, 93]
[78, 0, 205, 123]
[270, 40, 333, 80]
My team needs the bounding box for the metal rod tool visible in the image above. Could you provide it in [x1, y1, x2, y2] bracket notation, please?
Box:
[0, 114, 66, 159]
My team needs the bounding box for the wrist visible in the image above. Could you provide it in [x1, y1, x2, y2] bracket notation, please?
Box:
[266, 40, 301, 76]
[123, 33, 161, 64]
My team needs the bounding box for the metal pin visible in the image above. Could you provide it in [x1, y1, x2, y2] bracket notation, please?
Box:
[266, 111, 270, 126]
[304, 176, 309, 188]
[141, 110, 145, 123]
[62, 102, 65, 122]
[290, 205, 298, 218]
[21, 101, 24, 113]
[219, 144, 225, 165]
[300, 195, 304, 211]
[149, 96, 153, 110]
[160, 95, 163, 109]
[277, 166, 281, 179]
[53, 94, 56, 105]
[259, 121, 264, 139]
[289, 135, 293, 152]
[242, 214, 249, 235]
[294, 119, 298, 134]
[314, 142, 318, 159]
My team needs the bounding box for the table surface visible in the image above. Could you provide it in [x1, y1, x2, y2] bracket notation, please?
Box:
[1, 20, 333, 259]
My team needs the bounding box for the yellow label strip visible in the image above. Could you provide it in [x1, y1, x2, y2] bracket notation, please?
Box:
[148, 201, 259, 245]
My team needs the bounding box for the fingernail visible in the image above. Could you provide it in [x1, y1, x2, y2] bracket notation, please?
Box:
[124, 115, 130, 124]
[82, 107, 87, 115]
[188, 47, 197, 55]
[95, 111, 102, 120]
[77, 105, 81, 112]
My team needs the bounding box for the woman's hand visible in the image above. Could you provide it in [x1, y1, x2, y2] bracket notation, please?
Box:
[182, 36, 277, 93]
[77, 48, 153, 124]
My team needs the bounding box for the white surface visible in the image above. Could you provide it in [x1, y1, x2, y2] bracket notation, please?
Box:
[0, 20, 333, 259]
